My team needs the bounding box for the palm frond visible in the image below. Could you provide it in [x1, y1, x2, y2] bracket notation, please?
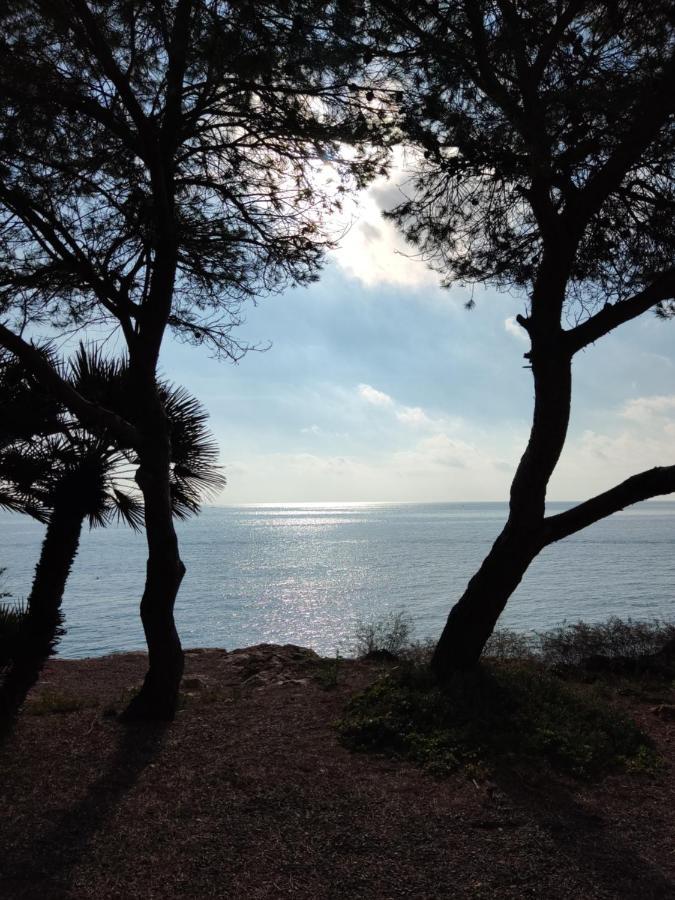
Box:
[110, 488, 145, 532]
[0, 487, 49, 523]
[69, 342, 128, 390]
[0, 343, 222, 530]
[160, 382, 226, 514]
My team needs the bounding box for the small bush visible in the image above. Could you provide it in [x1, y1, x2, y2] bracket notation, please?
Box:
[484, 628, 537, 660]
[338, 659, 659, 779]
[351, 612, 675, 672]
[353, 610, 414, 658]
[399, 637, 437, 667]
[538, 618, 675, 668]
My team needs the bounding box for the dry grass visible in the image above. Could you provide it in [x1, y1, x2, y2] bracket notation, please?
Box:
[1, 644, 674, 899]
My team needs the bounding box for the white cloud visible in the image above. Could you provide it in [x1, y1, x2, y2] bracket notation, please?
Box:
[300, 423, 349, 440]
[393, 434, 474, 470]
[222, 433, 518, 502]
[396, 405, 433, 428]
[550, 393, 675, 499]
[217, 382, 529, 502]
[621, 395, 675, 424]
[357, 383, 394, 407]
[330, 146, 441, 290]
[357, 384, 458, 433]
[223, 394, 675, 502]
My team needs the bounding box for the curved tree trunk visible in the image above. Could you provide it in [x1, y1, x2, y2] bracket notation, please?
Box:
[0, 495, 84, 728]
[432, 276, 574, 677]
[431, 523, 544, 678]
[121, 402, 185, 722]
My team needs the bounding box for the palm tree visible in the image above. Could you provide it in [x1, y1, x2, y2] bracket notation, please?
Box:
[0, 346, 224, 726]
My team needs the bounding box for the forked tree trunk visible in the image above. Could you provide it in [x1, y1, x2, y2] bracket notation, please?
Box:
[0, 490, 84, 727]
[121, 417, 185, 722]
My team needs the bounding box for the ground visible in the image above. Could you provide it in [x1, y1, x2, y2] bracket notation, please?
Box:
[1, 645, 674, 899]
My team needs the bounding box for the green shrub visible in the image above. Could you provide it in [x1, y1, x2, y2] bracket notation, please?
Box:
[398, 637, 437, 666]
[484, 628, 537, 660]
[353, 609, 414, 658]
[338, 659, 659, 779]
[353, 613, 675, 670]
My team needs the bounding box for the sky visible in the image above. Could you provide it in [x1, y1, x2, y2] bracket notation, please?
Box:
[159, 170, 675, 505]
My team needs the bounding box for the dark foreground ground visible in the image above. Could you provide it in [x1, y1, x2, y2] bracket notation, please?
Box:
[1, 645, 674, 899]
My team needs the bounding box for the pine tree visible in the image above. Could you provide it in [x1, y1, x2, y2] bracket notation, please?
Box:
[371, 0, 675, 674]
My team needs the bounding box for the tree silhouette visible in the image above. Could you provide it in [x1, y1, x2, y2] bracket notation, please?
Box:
[0, 569, 22, 673]
[0, 347, 224, 726]
[0, 1, 387, 717]
[371, 0, 675, 674]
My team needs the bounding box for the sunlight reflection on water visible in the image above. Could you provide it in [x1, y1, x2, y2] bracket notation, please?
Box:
[1, 501, 673, 658]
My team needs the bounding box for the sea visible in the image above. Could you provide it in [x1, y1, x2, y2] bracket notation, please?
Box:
[1, 501, 674, 659]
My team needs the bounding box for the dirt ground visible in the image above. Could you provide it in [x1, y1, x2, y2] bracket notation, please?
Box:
[1, 645, 674, 899]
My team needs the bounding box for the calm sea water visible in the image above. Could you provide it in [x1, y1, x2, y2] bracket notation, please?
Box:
[1, 501, 674, 659]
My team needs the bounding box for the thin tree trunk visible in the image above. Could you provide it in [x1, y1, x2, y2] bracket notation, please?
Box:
[0, 495, 84, 728]
[121, 412, 185, 722]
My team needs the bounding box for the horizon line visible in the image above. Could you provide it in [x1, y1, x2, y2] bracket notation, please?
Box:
[205, 497, 675, 507]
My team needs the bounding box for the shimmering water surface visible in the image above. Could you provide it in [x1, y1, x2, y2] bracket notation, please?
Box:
[1, 501, 674, 658]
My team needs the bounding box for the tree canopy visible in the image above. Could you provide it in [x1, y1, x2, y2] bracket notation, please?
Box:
[373, 0, 675, 318]
[0, 0, 389, 361]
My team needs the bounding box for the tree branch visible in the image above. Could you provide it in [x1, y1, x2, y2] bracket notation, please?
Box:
[63, 0, 153, 145]
[1, 63, 141, 156]
[0, 185, 138, 344]
[566, 268, 675, 352]
[531, 0, 585, 83]
[544, 466, 675, 544]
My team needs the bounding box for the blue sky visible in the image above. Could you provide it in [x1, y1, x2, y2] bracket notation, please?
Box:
[159, 173, 675, 504]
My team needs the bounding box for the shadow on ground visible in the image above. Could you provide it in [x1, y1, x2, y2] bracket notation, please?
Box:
[1, 720, 166, 899]
[495, 770, 675, 899]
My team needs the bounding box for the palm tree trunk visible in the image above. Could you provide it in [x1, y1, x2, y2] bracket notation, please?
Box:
[0, 495, 84, 728]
